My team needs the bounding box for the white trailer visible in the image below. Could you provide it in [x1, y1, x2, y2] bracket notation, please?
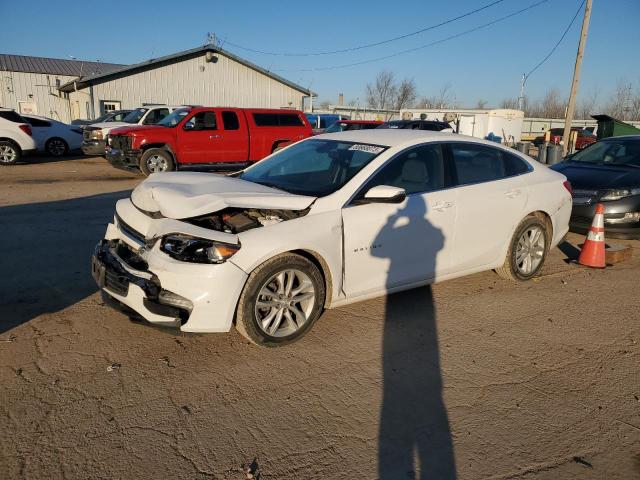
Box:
[400, 108, 524, 145]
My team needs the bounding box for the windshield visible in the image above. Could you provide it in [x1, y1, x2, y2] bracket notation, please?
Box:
[157, 108, 191, 127]
[324, 121, 347, 133]
[240, 139, 387, 197]
[122, 108, 147, 124]
[570, 139, 640, 167]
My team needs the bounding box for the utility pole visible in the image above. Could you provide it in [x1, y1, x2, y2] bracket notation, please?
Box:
[562, 0, 592, 156]
[518, 73, 526, 111]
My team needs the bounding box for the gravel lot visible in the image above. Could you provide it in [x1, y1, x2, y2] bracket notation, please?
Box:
[1, 156, 639, 479]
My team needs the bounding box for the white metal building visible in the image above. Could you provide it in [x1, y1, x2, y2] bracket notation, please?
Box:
[0, 55, 123, 123]
[60, 45, 312, 121]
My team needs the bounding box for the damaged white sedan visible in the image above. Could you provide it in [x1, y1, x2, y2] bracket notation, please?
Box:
[92, 130, 572, 346]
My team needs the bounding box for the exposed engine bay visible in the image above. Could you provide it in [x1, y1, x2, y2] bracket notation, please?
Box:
[186, 207, 310, 234]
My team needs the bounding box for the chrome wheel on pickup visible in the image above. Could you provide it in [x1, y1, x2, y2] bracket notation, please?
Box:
[140, 148, 175, 176]
[235, 253, 325, 346]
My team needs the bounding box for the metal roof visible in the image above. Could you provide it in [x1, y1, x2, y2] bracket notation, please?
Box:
[0, 54, 125, 77]
[58, 45, 312, 96]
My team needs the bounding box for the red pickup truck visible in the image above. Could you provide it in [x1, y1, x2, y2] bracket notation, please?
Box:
[106, 107, 312, 175]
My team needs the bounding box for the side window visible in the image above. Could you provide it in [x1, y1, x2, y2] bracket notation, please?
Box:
[143, 108, 170, 125]
[222, 111, 240, 130]
[253, 113, 278, 127]
[25, 117, 51, 127]
[112, 112, 127, 122]
[503, 152, 530, 176]
[450, 143, 506, 185]
[188, 111, 217, 130]
[364, 144, 446, 195]
[278, 114, 304, 126]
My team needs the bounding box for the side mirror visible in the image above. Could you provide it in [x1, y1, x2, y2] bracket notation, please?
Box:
[362, 185, 406, 204]
[183, 121, 195, 131]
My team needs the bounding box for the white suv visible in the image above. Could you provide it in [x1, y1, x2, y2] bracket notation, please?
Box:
[81, 105, 186, 156]
[0, 108, 37, 164]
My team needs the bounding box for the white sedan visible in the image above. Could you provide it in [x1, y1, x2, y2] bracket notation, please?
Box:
[23, 115, 83, 156]
[92, 130, 572, 346]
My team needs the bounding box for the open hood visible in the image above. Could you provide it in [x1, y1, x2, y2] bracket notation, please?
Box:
[131, 172, 316, 219]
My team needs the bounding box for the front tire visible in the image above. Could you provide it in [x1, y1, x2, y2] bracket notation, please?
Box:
[496, 215, 549, 281]
[45, 137, 68, 157]
[140, 148, 175, 176]
[235, 253, 326, 347]
[0, 141, 20, 165]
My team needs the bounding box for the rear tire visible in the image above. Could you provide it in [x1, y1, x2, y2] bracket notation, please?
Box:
[45, 137, 68, 157]
[496, 215, 549, 281]
[140, 148, 175, 176]
[235, 253, 325, 347]
[0, 141, 20, 165]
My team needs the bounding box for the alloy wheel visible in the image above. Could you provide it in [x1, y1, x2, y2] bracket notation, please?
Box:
[515, 226, 546, 275]
[146, 154, 169, 173]
[0, 145, 17, 163]
[254, 269, 316, 338]
[47, 139, 66, 156]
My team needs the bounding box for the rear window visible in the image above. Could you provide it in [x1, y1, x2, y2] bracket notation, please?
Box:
[253, 113, 304, 127]
[0, 110, 27, 123]
[25, 117, 51, 127]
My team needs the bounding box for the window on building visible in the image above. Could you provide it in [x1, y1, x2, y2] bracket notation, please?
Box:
[222, 111, 240, 130]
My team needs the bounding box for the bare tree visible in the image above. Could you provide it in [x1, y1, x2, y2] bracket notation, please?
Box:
[317, 100, 332, 111]
[394, 78, 417, 111]
[577, 89, 599, 119]
[476, 99, 488, 109]
[604, 80, 636, 120]
[434, 83, 454, 109]
[366, 71, 397, 112]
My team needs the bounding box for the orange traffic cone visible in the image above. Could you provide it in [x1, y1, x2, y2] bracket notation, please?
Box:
[578, 203, 606, 268]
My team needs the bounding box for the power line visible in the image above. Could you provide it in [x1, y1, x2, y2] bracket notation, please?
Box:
[223, 0, 507, 57]
[525, 0, 585, 80]
[271, 0, 550, 73]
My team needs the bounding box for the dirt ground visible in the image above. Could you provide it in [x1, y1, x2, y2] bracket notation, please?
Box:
[1, 156, 639, 479]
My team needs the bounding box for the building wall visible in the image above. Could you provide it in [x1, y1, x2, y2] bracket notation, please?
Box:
[0, 71, 76, 122]
[70, 52, 307, 119]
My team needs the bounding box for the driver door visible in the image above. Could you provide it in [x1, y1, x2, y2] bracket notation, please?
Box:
[342, 144, 457, 298]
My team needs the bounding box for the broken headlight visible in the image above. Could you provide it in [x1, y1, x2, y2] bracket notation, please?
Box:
[160, 234, 240, 264]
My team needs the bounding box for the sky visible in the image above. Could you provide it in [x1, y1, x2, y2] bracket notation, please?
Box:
[1, 0, 639, 108]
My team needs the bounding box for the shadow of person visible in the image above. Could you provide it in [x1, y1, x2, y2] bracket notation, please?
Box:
[374, 194, 456, 479]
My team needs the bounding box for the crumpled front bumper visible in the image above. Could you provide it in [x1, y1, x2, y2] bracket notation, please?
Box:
[82, 140, 107, 156]
[105, 147, 142, 173]
[93, 223, 248, 332]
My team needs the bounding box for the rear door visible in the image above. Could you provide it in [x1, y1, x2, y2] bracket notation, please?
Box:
[218, 110, 249, 161]
[447, 142, 530, 271]
[342, 143, 457, 297]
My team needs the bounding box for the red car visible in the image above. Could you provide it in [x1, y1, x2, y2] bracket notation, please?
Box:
[320, 119, 383, 135]
[534, 127, 596, 150]
[106, 107, 312, 175]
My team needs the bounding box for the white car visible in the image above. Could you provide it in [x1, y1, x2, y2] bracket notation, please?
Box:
[93, 130, 572, 346]
[23, 115, 83, 157]
[0, 108, 37, 164]
[82, 105, 185, 156]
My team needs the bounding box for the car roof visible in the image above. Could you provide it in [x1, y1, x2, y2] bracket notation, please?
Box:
[339, 120, 382, 124]
[317, 129, 465, 147]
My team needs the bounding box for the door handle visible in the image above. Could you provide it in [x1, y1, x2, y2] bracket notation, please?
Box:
[504, 189, 522, 198]
[209, 134, 222, 139]
[433, 201, 454, 212]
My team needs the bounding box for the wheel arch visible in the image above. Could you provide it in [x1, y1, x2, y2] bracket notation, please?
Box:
[290, 249, 334, 308]
[0, 137, 21, 153]
[528, 210, 554, 250]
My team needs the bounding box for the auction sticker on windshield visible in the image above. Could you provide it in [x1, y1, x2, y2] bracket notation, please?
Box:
[349, 144, 385, 154]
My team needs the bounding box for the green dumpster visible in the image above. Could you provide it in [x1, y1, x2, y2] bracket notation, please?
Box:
[592, 114, 640, 140]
